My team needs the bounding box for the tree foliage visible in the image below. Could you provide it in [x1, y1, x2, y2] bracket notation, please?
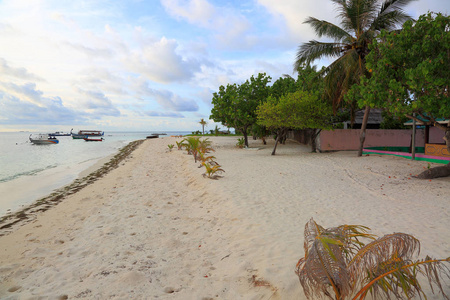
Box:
[295, 0, 415, 156]
[295, 0, 416, 113]
[349, 12, 450, 124]
[257, 90, 333, 155]
[210, 73, 271, 147]
[347, 12, 450, 178]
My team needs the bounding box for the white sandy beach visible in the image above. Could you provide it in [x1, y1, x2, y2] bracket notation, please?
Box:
[0, 136, 449, 299]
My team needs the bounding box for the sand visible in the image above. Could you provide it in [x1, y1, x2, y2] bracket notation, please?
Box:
[0, 136, 448, 299]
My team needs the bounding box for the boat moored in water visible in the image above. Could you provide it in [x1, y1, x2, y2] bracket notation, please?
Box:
[50, 129, 72, 136]
[71, 129, 104, 139]
[84, 137, 104, 142]
[29, 134, 59, 145]
[78, 130, 104, 136]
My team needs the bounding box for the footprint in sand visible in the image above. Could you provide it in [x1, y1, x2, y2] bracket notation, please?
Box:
[7, 285, 21, 292]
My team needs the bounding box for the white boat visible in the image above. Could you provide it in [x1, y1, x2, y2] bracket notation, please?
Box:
[29, 134, 59, 145]
[72, 129, 104, 139]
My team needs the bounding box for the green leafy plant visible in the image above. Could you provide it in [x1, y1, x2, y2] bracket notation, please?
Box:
[198, 152, 217, 165]
[176, 141, 184, 150]
[202, 162, 225, 179]
[198, 138, 214, 155]
[181, 137, 199, 156]
[236, 137, 245, 148]
[296, 218, 450, 300]
[167, 144, 174, 151]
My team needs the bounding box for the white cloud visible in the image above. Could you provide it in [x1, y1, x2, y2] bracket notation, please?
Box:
[144, 111, 185, 118]
[257, 0, 338, 42]
[0, 90, 85, 125]
[125, 37, 202, 83]
[161, 0, 215, 27]
[0, 58, 44, 81]
[161, 0, 253, 49]
[76, 88, 121, 117]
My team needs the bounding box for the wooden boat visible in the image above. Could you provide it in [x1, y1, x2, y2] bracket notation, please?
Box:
[84, 137, 104, 142]
[146, 135, 159, 139]
[29, 134, 59, 145]
[49, 131, 71, 136]
[79, 130, 104, 136]
[72, 129, 104, 139]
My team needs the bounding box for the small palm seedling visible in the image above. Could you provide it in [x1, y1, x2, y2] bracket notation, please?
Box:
[296, 218, 450, 300]
[182, 137, 200, 157]
[198, 152, 218, 167]
[198, 138, 214, 154]
[167, 144, 174, 151]
[202, 161, 225, 179]
[236, 137, 245, 148]
[176, 140, 184, 150]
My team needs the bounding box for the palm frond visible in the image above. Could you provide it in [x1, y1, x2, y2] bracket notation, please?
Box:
[349, 233, 422, 299]
[323, 49, 363, 110]
[371, 0, 415, 31]
[295, 41, 344, 69]
[353, 255, 450, 300]
[304, 17, 352, 41]
[349, 233, 420, 273]
[297, 219, 368, 299]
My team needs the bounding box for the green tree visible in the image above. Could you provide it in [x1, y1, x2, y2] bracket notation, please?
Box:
[257, 90, 333, 155]
[295, 0, 415, 156]
[210, 73, 271, 147]
[199, 118, 207, 135]
[348, 12, 450, 178]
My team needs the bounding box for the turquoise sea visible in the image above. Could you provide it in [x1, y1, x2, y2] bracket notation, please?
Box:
[0, 131, 189, 217]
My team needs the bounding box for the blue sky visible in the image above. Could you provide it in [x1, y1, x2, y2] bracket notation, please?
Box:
[0, 0, 448, 132]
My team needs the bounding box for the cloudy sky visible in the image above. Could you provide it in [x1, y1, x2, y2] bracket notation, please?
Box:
[1, 0, 448, 132]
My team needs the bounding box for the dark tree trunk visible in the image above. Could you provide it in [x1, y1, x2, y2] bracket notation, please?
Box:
[417, 128, 450, 179]
[242, 126, 249, 148]
[271, 129, 284, 155]
[358, 105, 371, 157]
[311, 129, 322, 152]
[417, 163, 450, 179]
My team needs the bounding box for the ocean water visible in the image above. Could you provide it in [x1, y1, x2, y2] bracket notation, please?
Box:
[0, 131, 189, 217]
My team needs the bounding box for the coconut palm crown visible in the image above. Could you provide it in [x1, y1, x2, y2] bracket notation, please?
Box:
[295, 0, 416, 113]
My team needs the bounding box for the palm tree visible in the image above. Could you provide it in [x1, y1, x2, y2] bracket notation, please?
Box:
[199, 118, 207, 135]
[296, 218, 450, 300]
[295, 0, 415, 156]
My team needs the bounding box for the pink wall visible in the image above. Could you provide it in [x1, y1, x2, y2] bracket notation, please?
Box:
[318, 128, 446, 151]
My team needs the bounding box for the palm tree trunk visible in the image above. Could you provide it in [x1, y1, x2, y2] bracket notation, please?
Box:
[357, 105, 371, 157]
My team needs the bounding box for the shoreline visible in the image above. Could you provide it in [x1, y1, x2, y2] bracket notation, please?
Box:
[0, 139, 145, 237]
[0, 136, 448, 299]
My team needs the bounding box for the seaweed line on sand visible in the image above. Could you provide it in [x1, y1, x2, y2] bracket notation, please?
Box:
[0, 139, 145, 237]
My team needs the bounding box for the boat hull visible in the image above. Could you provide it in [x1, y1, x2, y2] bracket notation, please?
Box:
[29, 138, 59, 144]
[84, 138, 103, 142]
[29, 134, 59, 144]
[78, 130, 104, 136]
[72, 134, 87, 139]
